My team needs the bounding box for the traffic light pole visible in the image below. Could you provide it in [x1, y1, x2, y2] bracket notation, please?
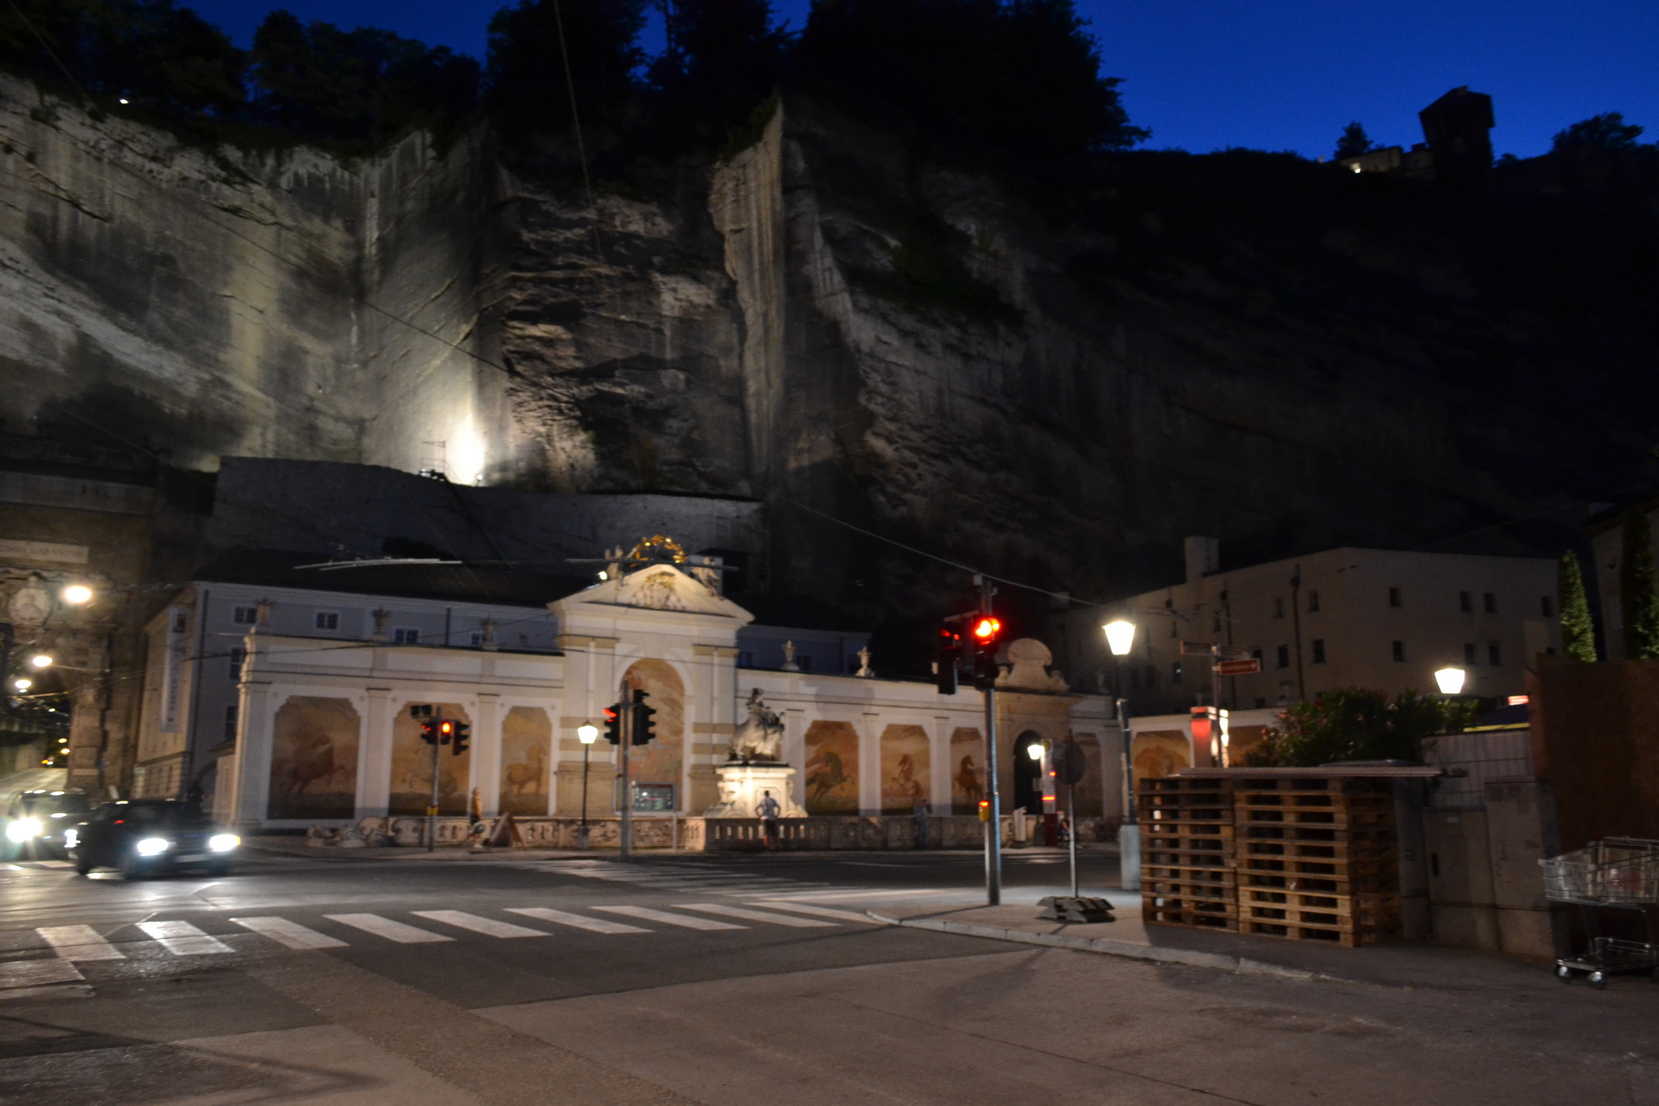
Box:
[619, 703, 633, 861]
[427, 716, 441, 853]
[979, 576, 1001, 906]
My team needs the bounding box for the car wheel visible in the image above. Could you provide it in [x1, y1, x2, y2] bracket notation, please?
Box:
[73, 851, 92, 876]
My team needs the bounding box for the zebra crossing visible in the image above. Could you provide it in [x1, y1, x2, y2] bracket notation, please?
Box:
[1, 898, 891, 982]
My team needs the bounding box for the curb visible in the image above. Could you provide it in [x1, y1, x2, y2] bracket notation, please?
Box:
[867, 910, 1363, 986]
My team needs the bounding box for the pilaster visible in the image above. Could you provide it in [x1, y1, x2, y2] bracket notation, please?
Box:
[473, 693, 502, 816]
[358, 687, 393, 817]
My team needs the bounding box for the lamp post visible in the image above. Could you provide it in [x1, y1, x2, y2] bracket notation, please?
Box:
[577, 723, 598, 846]
[1103, 619, 1138, 892]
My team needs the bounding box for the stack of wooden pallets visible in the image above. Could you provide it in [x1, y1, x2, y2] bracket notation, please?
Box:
[1232, 777, 1400, 947]
[1138, 776, 1238, 931]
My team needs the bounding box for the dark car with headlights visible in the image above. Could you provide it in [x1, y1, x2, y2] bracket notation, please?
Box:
[4, 789, 92, 859]
[67, 799, 239, 878]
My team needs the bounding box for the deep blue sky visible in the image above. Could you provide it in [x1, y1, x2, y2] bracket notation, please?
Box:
[186, 0, 1657, 160]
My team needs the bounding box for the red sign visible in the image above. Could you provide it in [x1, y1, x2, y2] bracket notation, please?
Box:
[1214, 658, 1262, 676]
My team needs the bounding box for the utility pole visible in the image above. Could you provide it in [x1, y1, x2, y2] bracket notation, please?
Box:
[977, 575, 1002, 906]
[619, 698, 633, 861]
[427, 715, 441, 853]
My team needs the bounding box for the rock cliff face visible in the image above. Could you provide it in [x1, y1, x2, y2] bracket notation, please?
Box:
[2, 77, 1653, 645]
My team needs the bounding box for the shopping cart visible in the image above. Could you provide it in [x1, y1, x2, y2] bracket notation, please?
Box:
[1541, 837, 1659, 988]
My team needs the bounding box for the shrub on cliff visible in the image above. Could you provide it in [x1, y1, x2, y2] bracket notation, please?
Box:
[486, 0, 648, 146]
[1243, 688, 1473, 768]
[649, 0, 790, 154]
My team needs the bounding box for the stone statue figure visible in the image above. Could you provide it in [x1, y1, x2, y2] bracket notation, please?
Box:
[729, 688, 784, 763]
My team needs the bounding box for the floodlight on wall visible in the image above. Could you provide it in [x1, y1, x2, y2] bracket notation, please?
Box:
[577, 723, 599, 745]
[1434, 667, 1466, 695]
[28, 655, 52, 669]
[1103, 620, 1136, 656]
[61, 585, 93, 605]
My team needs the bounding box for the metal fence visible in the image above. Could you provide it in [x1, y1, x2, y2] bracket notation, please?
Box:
[1422, 728, 1533, 809]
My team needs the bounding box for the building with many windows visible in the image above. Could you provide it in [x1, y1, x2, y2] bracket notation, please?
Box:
[1064, 538, 1561, 715]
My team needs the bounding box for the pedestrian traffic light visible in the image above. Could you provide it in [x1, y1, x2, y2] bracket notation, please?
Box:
[934, 623, 962, 695]
[631, 690, 656, 746]
[451, 720, 470, 756]
[437, 720, 455, 746]
[969, 615, 1002, 688]
[419, 719, 438, 745]
[603, 705, 621, 745]
[977, 798, 992, 822]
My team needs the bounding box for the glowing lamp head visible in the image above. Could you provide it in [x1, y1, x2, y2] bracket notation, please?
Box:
[1103, 620, 1136, 656]
[970, 616, 1001, 643]
[578, 723, 599, 745]
[61, 585, 93, 605]
[1434, 667, 1467, 695]
[28, 654, 52, 669]
[1025, 742, 1044, 761]
[12, 678, 30, 692]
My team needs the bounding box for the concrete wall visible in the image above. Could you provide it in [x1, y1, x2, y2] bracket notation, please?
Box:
[1423, 777, 1560, 958]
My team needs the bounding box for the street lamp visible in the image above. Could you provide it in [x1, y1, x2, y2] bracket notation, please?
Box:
[13, 678, 31, 691]
[1103, 620, 1136, 657]
[61, 585, 92, 605]
[1434, 667, 1466, 695]
[1103, 619, 1140, 890]
[577, 723, 599, 830]
[28, 655, 52, 669]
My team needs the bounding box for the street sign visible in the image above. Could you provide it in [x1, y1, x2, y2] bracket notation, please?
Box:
[1214, 658, 1262, 676]
[1180, 641, 1215, 656]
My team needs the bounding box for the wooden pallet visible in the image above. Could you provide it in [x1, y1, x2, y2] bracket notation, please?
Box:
[1239, 919, 1392, 947]
[1143, 872, 1237, 899]
[1142, 895, 1239, 931]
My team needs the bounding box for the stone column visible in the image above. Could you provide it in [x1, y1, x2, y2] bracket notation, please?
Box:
[473, 693, 502, 817]
[358, 688, 394, 817]
[931, 715, 952, 812]
[232, 681, 273, 831]
[860, 712, 882, 816]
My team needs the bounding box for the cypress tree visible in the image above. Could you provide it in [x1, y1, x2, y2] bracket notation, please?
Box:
[1620, 516, 1659, 660]
[1558, 551, 1597, 661]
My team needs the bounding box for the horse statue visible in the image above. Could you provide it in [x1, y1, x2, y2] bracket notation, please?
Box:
[729, 688, 784, 763]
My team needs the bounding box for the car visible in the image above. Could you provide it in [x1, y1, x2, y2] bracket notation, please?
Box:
[66, 799, 239, 879]
[3, 789, 92, 860]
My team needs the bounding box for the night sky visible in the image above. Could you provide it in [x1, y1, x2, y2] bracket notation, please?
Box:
[185, 0, 1656, 160]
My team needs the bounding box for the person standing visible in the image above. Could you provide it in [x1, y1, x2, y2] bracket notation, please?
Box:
[757, 790, 781, 850]
[913, 799, 930, 850]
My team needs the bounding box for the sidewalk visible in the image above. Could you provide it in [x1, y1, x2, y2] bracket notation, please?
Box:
[866, 896, 1566, 994]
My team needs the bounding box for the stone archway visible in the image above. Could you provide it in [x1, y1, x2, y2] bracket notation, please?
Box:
[1012, 729, 1045, 814]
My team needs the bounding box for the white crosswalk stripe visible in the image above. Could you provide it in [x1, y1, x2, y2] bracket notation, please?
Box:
[747, 901, 888, 924]
[675, 903, 837, 927]
[412, 911, 549, 938]
[0, 959, 83, 989]
[230, 917, 347, 950]
[594, 905, 745, 931]
[324, 913, 453, 944]
[506, 907, 650, 934]
[135, 920, 234, 956]
[37, 924, 126, 961]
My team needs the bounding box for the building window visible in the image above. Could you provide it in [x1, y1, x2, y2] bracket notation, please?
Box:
[469, 632, 484, 646]
[1459, 591, 1472, 612]
[393, 628, 420, 645]
[223, 703, 239, 740]
[1307, 590, 1320, 613]
[314, 611, 339, 631]
[736, 651, 753, 668]
[1392, 640, 1406, 663]
[1211, 613, 1221, 632]
[797, 655, 813, 673]
[1272, 597, 1284, 619]
[1254, 697, 1267, 708]
[232, 606, 258, 625]
[1489, 642, 1502, 666]
[1276, 644, 1290, 669]
[229, 647, 245, 681]
[1540, 596, 1554, 617]
[1464, 643, 1478, 665]
[1250, 647, 1263, 660]
[1311, 639, 1326, 664]
[1171, 661, 1183, 685]
[1170, 619, 1179, 638]
[1388, 587, 1402, 608]
[1483, 592, 1497, 614]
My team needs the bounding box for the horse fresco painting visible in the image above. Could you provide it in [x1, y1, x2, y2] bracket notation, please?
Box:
[267, 697, 360, 819]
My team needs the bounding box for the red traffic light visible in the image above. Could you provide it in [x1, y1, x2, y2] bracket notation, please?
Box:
[439, 721, 454, 735]
[970, 616, 1001, 642]
[977, 798, 992, 822]
[602, 707, 618, 721]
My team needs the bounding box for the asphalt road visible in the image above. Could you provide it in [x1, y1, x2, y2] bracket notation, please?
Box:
[2, 847, 1656, 1105]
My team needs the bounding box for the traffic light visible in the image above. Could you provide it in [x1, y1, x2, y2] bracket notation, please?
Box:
[934, 623, 962, 695]
[419, 719, 438, 745]
[969, 614, 1002, 688]
[451, 720, 470, 756]
[631, 690, 657, 746]
[437, 720, 455, 746]
[603, 705, 622, 745]
[977, 798, 992, 822]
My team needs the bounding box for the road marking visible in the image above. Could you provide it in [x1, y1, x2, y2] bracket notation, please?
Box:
[26, 860, 74, 869]
[37, 925, 126, 961]
[773, 888, 940, 902]
[505, 908, 650, 934]
[675, 903, 837, 927]
[324, 914, 453, 944]
[593, 906, 745, 931]
[748, 901, 889, 924]
[0, 959, 84, 989]
[230, 917, 348, 950]
[134, 920, 234, 956]
[412, 911, 549, 938]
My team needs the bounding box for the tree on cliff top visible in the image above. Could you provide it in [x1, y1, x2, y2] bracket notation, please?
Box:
[1334, 121, 1375, 160]
[0, 0, 243, 118]
[248, 12, 479, 150]
[486, 0, 647, 145]
[1243, 688, 1473, 768]
[1558, 550, 1598, 661]
[1621, 515, 1659, 660]
[648, 0, 790, 153]
[1553, 112, 1645, 153]
[792, 0, 1146, 175]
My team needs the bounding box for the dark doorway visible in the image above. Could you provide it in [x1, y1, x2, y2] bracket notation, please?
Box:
[1012, 730, 1044, 814]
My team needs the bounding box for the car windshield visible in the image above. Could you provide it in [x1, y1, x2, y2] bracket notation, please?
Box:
[16, 793, 91, 817]
[113, 802, 210, 828]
